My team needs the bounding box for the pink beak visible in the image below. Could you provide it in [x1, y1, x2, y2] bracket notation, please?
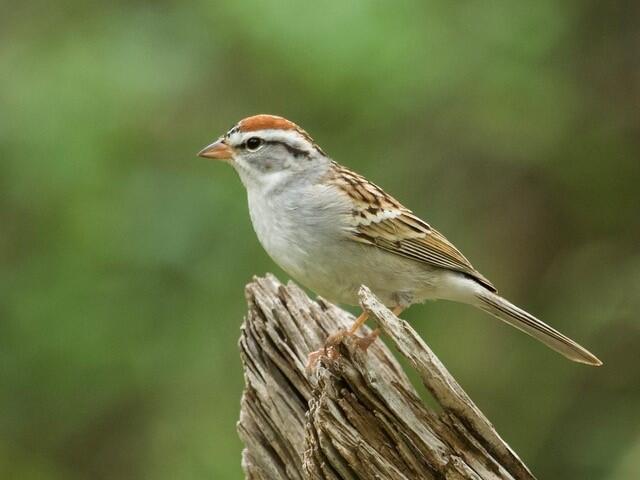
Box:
[197, 139, 233, 161]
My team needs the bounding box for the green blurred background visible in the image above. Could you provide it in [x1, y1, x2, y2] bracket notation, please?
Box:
[1, 1, 639, 478]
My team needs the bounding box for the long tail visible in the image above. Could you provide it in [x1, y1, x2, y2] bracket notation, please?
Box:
[474, 290, 602, 366]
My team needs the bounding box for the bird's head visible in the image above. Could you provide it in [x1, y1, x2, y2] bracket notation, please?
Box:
[198, 114, 329, 191]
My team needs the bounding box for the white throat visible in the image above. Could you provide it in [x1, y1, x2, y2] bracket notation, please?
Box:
[232, 154, 331, 196]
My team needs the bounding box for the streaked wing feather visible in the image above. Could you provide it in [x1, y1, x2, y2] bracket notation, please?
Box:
[328, 162, 496, 292]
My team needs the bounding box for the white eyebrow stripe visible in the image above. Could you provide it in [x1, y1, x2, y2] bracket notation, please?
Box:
[230, 129, 315, 152]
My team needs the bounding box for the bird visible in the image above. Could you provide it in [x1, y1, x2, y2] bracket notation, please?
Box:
[198, 114, 602, 367]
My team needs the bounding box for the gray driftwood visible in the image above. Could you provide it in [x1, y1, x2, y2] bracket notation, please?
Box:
[238, 274, 534, 480]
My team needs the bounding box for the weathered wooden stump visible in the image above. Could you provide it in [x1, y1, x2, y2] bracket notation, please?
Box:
[238, 274, 534, 479]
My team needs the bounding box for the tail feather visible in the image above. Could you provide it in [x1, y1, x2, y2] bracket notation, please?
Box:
[475, 291, 602, 366]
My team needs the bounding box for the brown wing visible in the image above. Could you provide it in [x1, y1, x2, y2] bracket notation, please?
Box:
[328, 162, 496, 292]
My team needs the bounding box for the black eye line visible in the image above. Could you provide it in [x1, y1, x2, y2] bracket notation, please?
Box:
[266, 140, 310, 158]
[239, 139, 311, 158]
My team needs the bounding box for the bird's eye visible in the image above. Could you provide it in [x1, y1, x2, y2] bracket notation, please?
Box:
[246, 137, 263, 151]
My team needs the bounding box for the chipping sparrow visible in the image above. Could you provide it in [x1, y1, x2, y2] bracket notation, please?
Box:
[198, 114, 601, 366]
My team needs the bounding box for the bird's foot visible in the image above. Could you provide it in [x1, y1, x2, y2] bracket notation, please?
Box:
[305, 329, 346, 372]
[354, 328, 379, 350]
[305, 327, 380, 372]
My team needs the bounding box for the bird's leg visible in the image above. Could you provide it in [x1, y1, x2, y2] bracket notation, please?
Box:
[348, 311, 369, 335]
[321, 311, 370, 348]
[306, 311, 369, 371]
[354, 305, 404, 350]
[306, 306, 405, 371]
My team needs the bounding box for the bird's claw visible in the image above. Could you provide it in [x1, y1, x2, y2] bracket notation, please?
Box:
[305, 328, 380, 372]
[354, 328, 379, 351]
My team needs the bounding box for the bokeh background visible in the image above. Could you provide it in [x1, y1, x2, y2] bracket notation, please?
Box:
[1, 1, 639, 478]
